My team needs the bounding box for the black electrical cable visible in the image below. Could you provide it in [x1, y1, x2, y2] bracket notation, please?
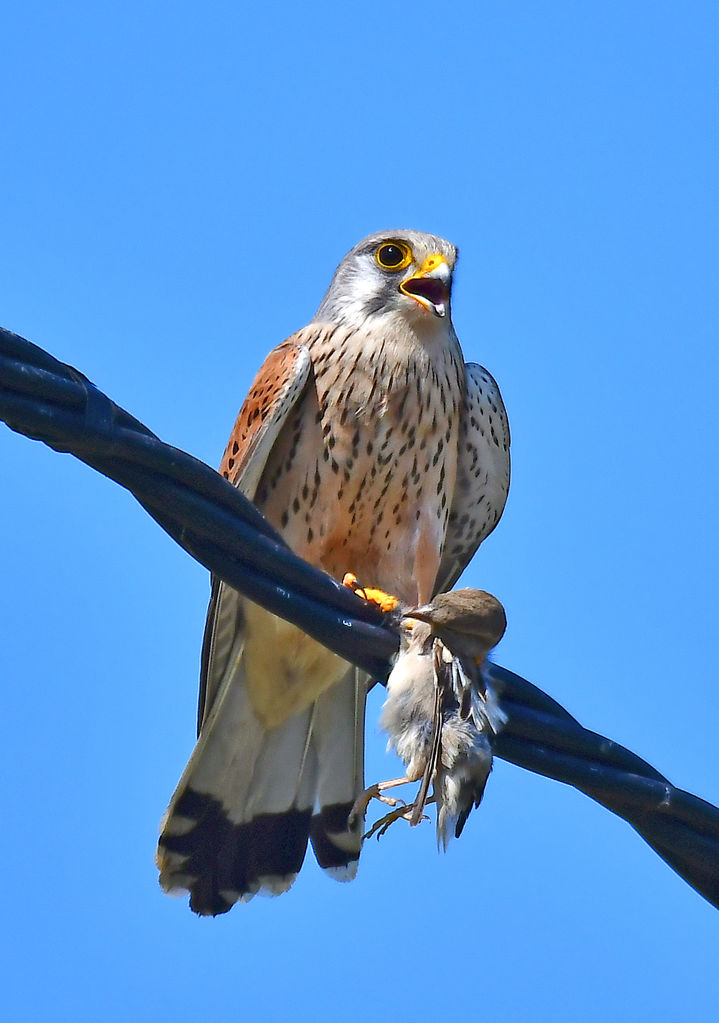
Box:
[1, 325, 717, 910]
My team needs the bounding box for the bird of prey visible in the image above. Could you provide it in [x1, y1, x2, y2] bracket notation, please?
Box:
[156, 229, 510, 914]
[356, 588, 507, 847]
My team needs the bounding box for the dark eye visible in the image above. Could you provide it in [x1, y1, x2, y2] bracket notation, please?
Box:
[376, 242, 411, 271]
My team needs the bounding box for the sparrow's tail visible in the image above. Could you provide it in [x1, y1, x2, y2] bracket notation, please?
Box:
[435, 675, 507, 849]
[435, 734, 493, 850]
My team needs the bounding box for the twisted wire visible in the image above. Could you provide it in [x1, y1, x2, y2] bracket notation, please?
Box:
[2, 325, 717, 910]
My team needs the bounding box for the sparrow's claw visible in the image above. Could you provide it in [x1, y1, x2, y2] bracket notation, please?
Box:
[364, 803, 431, 841]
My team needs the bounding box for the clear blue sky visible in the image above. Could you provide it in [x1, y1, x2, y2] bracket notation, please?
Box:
[2, 3, 718, 1020]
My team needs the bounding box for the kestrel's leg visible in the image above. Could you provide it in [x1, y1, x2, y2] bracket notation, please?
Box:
[343, 572, 405, 822]
[342, 574, 413, 836]
[342, 573, 400, 613]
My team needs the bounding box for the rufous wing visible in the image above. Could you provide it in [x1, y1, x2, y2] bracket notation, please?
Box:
[199, 340, 312, 728]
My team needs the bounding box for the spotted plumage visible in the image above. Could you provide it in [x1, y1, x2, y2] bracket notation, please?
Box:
[156, 229, 510, 914]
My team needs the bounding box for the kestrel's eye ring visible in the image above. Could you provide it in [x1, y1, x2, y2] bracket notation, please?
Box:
[375, 241, 412, 272]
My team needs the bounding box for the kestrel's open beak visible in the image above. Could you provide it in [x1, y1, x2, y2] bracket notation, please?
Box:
[400, 254, 451, 318]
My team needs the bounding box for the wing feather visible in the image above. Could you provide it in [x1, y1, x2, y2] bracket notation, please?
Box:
[435, 363, 510, 595]
[218, 340, 313, 498]
[198, 340, 313, 730]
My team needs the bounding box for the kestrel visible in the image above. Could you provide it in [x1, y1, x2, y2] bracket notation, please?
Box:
[156, 229, 510, 914]
[359, 588, 507, 846]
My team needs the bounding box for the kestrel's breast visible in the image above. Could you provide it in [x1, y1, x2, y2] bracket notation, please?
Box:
[255, 323, 466, 606]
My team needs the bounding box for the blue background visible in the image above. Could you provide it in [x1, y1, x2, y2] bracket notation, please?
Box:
[2, 3, 718, 1020]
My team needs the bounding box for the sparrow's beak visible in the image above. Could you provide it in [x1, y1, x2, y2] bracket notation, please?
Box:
[400, 254, 451, 318]
[403, 604, 435, 624]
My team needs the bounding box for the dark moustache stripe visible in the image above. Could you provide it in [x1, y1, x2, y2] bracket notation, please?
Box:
[158, 788, 312, 915]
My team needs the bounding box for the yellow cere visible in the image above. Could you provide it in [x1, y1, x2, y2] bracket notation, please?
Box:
[415, 253, 448, 277]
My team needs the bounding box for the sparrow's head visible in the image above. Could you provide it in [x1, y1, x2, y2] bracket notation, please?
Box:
[314, 229, 457, 329]
[405, 588, 507, 661]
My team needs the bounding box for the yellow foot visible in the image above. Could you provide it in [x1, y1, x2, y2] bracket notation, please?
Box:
[364, 803, 431, 841]
[342, 572, 400, 613]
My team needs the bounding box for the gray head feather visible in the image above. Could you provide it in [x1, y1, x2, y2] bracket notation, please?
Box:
[314, 229, 457, 326]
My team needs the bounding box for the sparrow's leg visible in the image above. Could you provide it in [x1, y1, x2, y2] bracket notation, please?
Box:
[348, 776, 412, 827]
[365, 796, 436, 841]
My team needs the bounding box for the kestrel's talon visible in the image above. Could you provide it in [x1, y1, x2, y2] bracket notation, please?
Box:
[342, 572, 400, 613]
[364, 587, 400, 613]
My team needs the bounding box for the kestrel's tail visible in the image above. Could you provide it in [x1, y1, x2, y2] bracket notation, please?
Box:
[156, 666, 365, 915]
[308, 668, 366, 878]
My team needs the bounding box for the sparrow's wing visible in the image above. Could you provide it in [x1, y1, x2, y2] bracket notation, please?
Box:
[197, 340, 312, 730]
[435, 363, 510, 595]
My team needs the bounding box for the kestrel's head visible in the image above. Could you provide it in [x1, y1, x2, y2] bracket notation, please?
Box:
[314, 229, 458, 328]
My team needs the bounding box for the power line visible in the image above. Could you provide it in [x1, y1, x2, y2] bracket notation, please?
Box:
[2, 324, 717, 910]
